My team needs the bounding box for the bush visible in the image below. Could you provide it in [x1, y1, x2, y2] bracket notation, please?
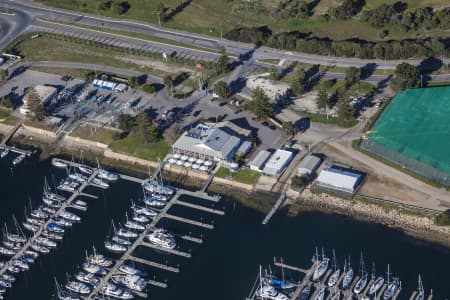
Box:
[142, 84, 155, 94]
[435, 210, 450, 226]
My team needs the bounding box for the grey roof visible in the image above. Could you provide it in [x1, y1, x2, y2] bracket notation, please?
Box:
[315, 167, 362, 193]
[262, 149, 293, 176]
[172, 124, 242, 160]
[249, 150, 271, 169]
[237, 141, 252, 155]
[298, 155, 321, 173]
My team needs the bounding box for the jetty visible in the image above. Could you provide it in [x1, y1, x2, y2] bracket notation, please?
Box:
[247, 256, 430, 300]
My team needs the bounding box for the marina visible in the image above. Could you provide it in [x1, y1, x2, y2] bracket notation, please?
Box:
[246, 253, 434, 300]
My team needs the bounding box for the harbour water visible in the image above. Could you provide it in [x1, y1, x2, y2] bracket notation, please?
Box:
[0, 155, 449, 300]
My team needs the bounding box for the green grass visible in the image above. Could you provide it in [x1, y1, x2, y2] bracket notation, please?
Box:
[348, 82, 376, 96]
[42, 0, 450, 42]
[367, 87, 450, 174]
[110, 135, 170, 161]
[71, 125, 117, 145]
[425, 81, 450, 88]
[0, 108, 19, 125]
[215, 167, 261, 185]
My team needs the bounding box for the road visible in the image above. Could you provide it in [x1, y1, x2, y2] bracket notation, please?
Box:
[1, 0, 448, 71]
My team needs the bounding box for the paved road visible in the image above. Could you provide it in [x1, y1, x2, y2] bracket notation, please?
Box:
[2, 0, 449, 71]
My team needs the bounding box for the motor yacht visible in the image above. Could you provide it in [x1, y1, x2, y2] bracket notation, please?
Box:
[146, 228, 176, 249]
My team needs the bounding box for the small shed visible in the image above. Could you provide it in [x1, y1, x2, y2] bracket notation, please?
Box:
[236, 141, 252, 157]
[262, 149, 294, 176]
[298, 154, 322, 176]
[248, 150, 271, 172]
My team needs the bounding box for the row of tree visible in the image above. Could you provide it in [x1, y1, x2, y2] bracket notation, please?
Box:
[224, 26, 449, 60]
[117, 112, 160, 144]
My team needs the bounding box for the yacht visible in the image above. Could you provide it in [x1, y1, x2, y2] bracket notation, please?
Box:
[131, 214, 150, 224]
[41, 206, 57, 215]
[111, 274, 147, 292]
[353, 273, 368, 294]
[51, 217, 73, 228]
[11, 259, 29, 271]
[43, 198, 62, 209]
[131, 205, 158, 217]
[47, 223, 66, 234]
[342, 263, 354, 289]
[1, 274, 15, 283]
[75, 272, 100, 287]
[60, 210, 81, 222]
[5, 234, 26, 244]
[312, 258, 329, 281]
[35, 236, 58, 248]
[328, 269, 341, 287]
[0, 148, 9, 158]
[88, 254, 114, 268]
[23, 222, 39, 233]
[92, 178, 109, 188]
[78, 165, 93, 175]
[0, 246, 16, 256]
[142, 179, 173, 195]
[52, 158, 68, 168]
[24, 250, 39, 259]
[146, 228, 176, 249]
[30, 209, 49, 219]
[256, 284, 289, 300]
[65, 281, 91, 295]
[21, 254, 35, 264]
[298, 285, 311, 300]
[383, 278, 400, 300]
[42, 230, 64, 241]
[98, 169, 119, 181]
[0, 280, 11, 289]
[2, 240, 22, 251]
[68, 173, 88, 183]
[116, 228, 138, 239]
[118, 264, 148, 277]
[143, 197, 166, 208]
[124, 221, 145, 231]
[71, 200, 88, 211]
[151, 193, 168, 201]
[30, 243, 50, 254]
[313, 287, 326, 300]
[104, 240, 127, 253]
[82, 262, 107, 276]
[368, 276, 385, 296]
[7, 266, 20, 274]
[101, 283, 134, 299]
[112, 235, 131, 246]
[415, 275, 425, 300]
[12, 154, 26, 165]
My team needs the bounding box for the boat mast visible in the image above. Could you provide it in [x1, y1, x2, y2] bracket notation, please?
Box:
[386, 264, 391, 286]
[259, 265, 264, 299]
[371, 262, 376, 280]
[332, 249, 337, 271]
[281, 257, 285, 283]
[418, 274, 424, 294]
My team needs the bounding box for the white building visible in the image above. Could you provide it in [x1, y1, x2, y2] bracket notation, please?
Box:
[20, 85, 57, 115]
[298, 154, 322, 176]
[315, 166, 363, 194]
[262, 149, 294, 176]
[171, 123, 244, 163]
[248, 150, 271, 172]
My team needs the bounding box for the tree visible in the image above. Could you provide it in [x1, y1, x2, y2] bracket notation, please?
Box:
[282, 121, 297, 136]
[269, 66, 280, 80]
[391, 63, 420, 91]
[97, 1, 112, 12]
[142, 83, 155, 94]
[128, 76, 139, 88]
[216, 46, 230, 74]
[112, 1, 130, 15]
[155, 2, 167, 26]
[336, 89, 355, 124]
[117, 113, 135, 133]
[136, 111, 159, 144]
[163, 75, 173, 96]
[214, 81, 232, 99]
[0, 96, 13, 108]
[345, 67, 361, 87]
[26, 88, 46, 121]
[290, 68, 308, 96]
[0, 69, 9, 81]
[245, 87, 273, 120]
[316, 89, 328, 110]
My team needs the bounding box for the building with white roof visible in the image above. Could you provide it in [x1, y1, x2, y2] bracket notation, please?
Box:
[315, 166, 363, 194]
[171, 123, 244, 163]
[248, 150, 271, 172]
[262, 149, 294, 176]
[297, 154, 322, 176]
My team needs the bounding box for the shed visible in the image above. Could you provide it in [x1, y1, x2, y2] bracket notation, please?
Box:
[315, 166, 363, 194]
[236, 141, 252, 156]
[298, 155, 321, 176]
[248, 150, 271, 172]
[262, 149, 294, 176]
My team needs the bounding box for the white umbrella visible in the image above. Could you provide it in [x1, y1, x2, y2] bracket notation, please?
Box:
[173, 153, 181, 159]
[188, 157, 197, 162]
[192, 164, 200, 169]
[168, 158, 176, 164]
[196, 159, 204, 164]
[176, 160, 184, 166]
[183, 162, 192, 168]
[181, 155, 189, 161]
[204, 160, 213, 166]
[199, 166, 208, 171]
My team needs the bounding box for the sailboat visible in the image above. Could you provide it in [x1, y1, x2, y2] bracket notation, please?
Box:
[341, 257, 354, 289]
[97, 158, 119, 181]
[383, 265, 401, 300]
[368, 263, 384, 296]
[55, 278, 80, 300]
[255, 266, 289, 300]
[353, 253, 368, 294]
[414, 275, 425, 300]
[312, 248, 329, 282]
[327, 249, 340, 287]
[268, 258, 297, 289]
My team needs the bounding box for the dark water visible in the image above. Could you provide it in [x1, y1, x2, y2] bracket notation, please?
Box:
[0, 156, 449, 300]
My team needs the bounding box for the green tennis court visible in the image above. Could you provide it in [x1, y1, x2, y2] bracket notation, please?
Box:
[368, 87, 450, 175]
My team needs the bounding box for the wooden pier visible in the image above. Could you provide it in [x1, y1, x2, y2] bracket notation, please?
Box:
[128, 255, 180, 273]
[174, 199, 225, 215]
[164, 213, 214, 229]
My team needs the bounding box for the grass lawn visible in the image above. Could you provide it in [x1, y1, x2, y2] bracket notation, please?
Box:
[110, 134, 170, 161]
[216, 167, 261, 185]
[29, 66, 93, 80]
[70, 125, 117, 145]
[348, 82, 376, 96]
[0, 108, 20, 125]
